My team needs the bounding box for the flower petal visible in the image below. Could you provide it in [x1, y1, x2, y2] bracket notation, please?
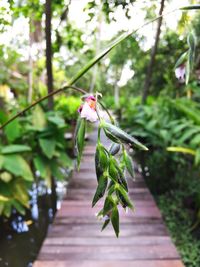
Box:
[175, 65, 186, 83]
[80, 102, 98, 122]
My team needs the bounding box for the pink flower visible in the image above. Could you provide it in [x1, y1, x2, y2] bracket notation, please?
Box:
[78, 95, 98, 122]
[175, 64, 186, 83]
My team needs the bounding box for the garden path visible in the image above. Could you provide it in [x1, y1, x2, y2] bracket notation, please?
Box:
[34, 127, 185, 267]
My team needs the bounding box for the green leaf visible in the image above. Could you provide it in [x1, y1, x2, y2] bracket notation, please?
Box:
[67, 31, 134, 86]
[0, 195, 10, 202]
[4, 119, 21, 142]
[109, 159, 119, 183]
[103, 122, 148, 150]
[13, 180, 30, 208]
[117, 166, 128, 192]
[167, 146, 196, 156]
[1, 145, 31, 154]
[116, 186, 134, 210]
[180, 5, 200, 10]
[32, 105, 47, 131]
[0, 172, 12, 183]
[108, 182, 115, 195]
[76, 119, 86, 169]
[195, 149, 200, 166]
[110, 158, 128, 192]
[33, 156, 51, 180]
[185, 57, 190, 85]
[95, 144, 109, 182]
[3, 203, 12, 217]
[104, 129, 120, 143]
[57, 151, 72, 168]
[12, 200, 26, 215]
[174, 51, 188, 69]
[185, 32, 196, 85]
[179, 127, 200, 143]
[111, 206, 119, 237]
[191, 134, 200, 146]
[123, 151, 135, 178]
[101, 218, 110, 231]
[0, 155, 4, 168]
[92, 174, 108, 207]
[50, 161, 64, 180]
[39, 138, 56, 159]
[187, 32, 196, 52]
[47, 115, 65, 127]
[103, 196, 114, 216]
[2, 154, 33, 181]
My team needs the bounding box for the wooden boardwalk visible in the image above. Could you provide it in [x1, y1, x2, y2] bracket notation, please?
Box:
[34, 128, 184, 267]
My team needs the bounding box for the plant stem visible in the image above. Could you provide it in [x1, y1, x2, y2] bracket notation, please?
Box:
[98, 101, 115, 125]
[0, 86, 87, 130]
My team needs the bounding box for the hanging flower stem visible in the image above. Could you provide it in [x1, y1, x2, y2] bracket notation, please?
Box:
[0, 85, 87, 130]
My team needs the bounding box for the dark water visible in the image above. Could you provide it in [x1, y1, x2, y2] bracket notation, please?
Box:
[0, 181, 68, 267]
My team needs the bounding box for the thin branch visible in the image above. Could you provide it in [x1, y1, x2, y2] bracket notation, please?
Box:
[99, 101, 115, 125]
[0, 86, 87, 130]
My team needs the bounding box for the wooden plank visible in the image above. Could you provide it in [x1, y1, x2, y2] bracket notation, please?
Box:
[56, 205, 161, 219]
[43, 236, 172, 246]
[47, 224, 168, 238]
[68, 179, 146, 189]
[37, 244, 179, 260]
[53, 217, 163, 224]
[34, 260, 184, 267]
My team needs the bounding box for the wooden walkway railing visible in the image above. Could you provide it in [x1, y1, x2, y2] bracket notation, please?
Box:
[34, 128, 185, 267]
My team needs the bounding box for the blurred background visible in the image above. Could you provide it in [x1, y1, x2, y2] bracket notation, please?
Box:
[0, 0, 200, 266]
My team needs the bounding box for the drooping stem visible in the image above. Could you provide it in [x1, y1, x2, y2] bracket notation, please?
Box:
[99, 101, 115, 125]
[0, 86, 87, 130]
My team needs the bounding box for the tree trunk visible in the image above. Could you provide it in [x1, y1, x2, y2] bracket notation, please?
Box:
[142, 0, 165, 104]
[45, 0, 54, 109]
[45, 0, 56, 213]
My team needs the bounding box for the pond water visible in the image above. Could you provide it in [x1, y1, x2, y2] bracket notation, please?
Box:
[0, 181, 68, 267]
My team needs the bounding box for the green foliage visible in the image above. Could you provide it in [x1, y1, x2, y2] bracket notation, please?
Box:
[1, 144, 31, 154]
[0, 105, 73, 217]
[157, 189, 200, 267]
[121, 94, 200, 238]
[4, 119, 22, 143]
[55, 96, 81, 121]
[39, 138, 56, 159]
[1, 154, 33, 181]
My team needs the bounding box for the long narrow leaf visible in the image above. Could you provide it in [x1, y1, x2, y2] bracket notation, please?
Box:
[167, 146, 196, 156]
[64, 13, 178, 87]
[103, 122, 148, 151]
[76, 119, 86, 169]
[67, 32, 131, 86]
[111, 206, 119, 238]
[174, 51, 188, 69]
[180, 5, 200, 10]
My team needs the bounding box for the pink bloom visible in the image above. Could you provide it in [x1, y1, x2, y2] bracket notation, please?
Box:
[78, 95, 98, 122]
[175, 64, 186, 83]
